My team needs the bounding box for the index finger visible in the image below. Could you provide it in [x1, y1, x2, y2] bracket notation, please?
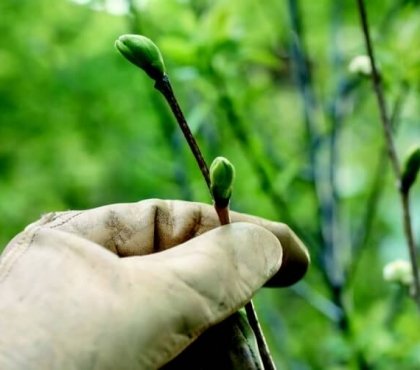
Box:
[23, 199, 309, 287]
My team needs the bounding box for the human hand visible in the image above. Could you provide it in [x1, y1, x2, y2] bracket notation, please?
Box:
[0, 199, 309, 370]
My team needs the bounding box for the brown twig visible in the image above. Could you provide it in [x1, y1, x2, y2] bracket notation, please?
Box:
[355, 0, 420, 307]
[217, 204, 276, 370]
[214, 204, 231, 225]
[349, 85, 409, 280]
[154, 76, 211, 190]
[245, 301, 277, 370]
[355, 0, 400, 177]
[155, 74, 277, 369]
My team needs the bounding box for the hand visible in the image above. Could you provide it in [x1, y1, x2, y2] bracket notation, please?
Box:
[0, 199, 309, 370]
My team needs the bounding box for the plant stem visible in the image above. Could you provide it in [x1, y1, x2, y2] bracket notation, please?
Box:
[355, 0, 420, 307]
[287, 0, 342, 288]
[217, 204, 276, 370]
[401, 192, 420, 304]
[287, 0, 352, 332]
[214, 204, 231, 225]
[349, 86, 408, 280]
[154, 73, 277, 368]
[245, 301, 276, 370]
[154, 75, 211, 189]
[355, 0, 401, 178]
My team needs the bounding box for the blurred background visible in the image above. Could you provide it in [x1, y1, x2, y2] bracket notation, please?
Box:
[1, 0, 420, 368]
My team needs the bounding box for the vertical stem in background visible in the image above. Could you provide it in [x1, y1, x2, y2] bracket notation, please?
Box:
[326, 0, 349, 288]
[355, 0, 420, 308]
[355, 0, 400, 177]
[287, 0, 348, 329]
[287, 5, 370, 368]
[350, 86, 408, 278]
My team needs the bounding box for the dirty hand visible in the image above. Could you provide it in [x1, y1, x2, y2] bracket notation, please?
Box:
[0, 199, 308, 370]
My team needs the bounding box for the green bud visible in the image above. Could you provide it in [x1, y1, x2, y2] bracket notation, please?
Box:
[401, 145, 420, 194]
[115, 34, 165, 81]
[210, 156, 235, 207]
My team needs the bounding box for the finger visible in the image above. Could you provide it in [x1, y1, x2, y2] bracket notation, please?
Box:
[28, 199, 308, 286]
[229, 211, 309, 287]
[121, 222, 282, 369]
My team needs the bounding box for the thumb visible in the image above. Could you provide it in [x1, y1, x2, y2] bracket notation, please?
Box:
[122, 222, 282, 368]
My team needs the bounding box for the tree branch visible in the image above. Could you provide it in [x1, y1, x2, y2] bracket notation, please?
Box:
[355, 0, 420, 307]
[355, 0, 401, 177]
[349, 85, 408, 279]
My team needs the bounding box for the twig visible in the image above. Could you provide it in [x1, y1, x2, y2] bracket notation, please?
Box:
[355, 0, 401, 177]
[154, 76, 211, 189]
[116, 29, 277, 367]
[217, 203, 276, 370]
[245, 301, 276, 370]
[154, 74, 277, 369]
[349, 86, 409, 279]
[154, 97, 195, 200]
[355, 0, 420, 307]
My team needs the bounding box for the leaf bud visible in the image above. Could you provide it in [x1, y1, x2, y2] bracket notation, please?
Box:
[115, 34, 165, 81]
[210, 156, 235, 207]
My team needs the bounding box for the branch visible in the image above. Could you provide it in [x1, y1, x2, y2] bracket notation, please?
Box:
[154, 75, 277, 369]
[350, 86, 408, 277]
[116, 28, 279, 366]
[355, 0, 400, 177]
[355, 0, 420, 307]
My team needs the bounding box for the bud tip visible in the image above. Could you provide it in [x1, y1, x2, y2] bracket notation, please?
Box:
[115, 34, 165, 81]
[210, 156, 236, 206]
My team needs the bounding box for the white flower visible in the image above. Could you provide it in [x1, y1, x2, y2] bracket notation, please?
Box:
[348, 55, 372, 76]
[383, 259, 413, 286]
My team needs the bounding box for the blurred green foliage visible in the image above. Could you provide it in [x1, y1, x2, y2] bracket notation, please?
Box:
[1, 0, 419, 368]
